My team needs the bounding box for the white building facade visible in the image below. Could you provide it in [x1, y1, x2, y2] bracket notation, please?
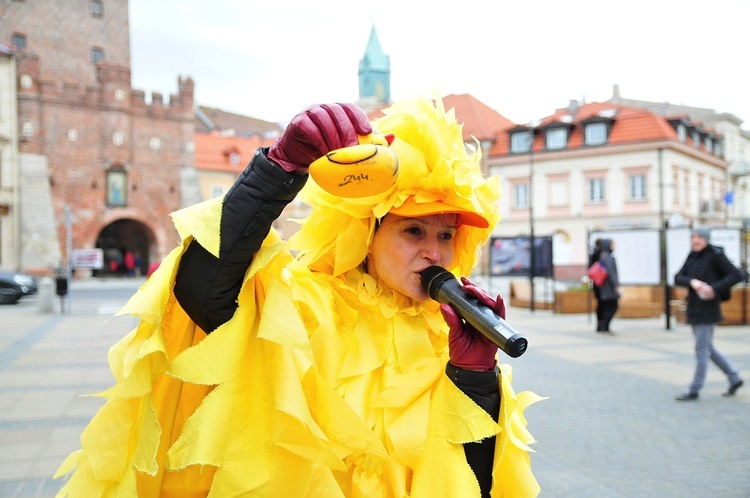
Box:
[488, 101, 729, 280]
[0, 44, 20, 269]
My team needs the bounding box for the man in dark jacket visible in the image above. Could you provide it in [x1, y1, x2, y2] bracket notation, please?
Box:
[674, 226, 744, 401]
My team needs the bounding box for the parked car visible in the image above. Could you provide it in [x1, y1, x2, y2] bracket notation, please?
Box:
[0, 270, 38, 304]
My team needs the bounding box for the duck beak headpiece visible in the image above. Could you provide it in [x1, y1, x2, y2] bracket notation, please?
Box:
[288, 95, 502, 278]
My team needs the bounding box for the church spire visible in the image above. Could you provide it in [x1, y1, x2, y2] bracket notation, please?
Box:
[357, 25, 390, 112]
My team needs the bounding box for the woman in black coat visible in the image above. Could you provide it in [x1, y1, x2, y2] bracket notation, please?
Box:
[594, 239, 620, 333]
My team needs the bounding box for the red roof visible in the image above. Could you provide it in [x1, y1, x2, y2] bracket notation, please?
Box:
[366, 93, 514, 143]
[194, 133, 276, 173]
[490, 101, 720, 156]
[442, 94, 515, 142]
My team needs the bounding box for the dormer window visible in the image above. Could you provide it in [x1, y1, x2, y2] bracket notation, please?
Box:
[224, 146, 241, 165]
[584, 122, 607, 146]
[704, 136, 713, 153]
[545, 127, 568, 150]
[667, 117, 690, 144]
[510, 130, 533, 153]
[692, 131, 700, 148]
[581, 112, 615, 147]
[677, 124, 686, 142]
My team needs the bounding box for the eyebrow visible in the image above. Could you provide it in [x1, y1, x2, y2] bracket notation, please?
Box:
[399, 217, 458, 230]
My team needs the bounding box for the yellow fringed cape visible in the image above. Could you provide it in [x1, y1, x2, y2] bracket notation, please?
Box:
[56, 95, 543, 497]
[54, 199, 542, 498]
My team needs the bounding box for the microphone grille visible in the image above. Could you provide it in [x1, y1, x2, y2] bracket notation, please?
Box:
[420, 265, 454, 300]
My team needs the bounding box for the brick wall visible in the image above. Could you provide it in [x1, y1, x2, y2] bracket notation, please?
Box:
[3, 1, 197, 272]
[0, 0, 131, 87]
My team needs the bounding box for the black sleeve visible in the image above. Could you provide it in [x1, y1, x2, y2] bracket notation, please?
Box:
[173, 148, 308, 333]
[674, 254, 694, 288]
[445, 362, 500, 498]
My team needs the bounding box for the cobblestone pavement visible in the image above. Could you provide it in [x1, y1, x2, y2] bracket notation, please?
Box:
[1, 279, 748, 497]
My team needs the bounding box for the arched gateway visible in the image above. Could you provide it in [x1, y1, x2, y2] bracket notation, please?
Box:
[95, 219, 156, 277]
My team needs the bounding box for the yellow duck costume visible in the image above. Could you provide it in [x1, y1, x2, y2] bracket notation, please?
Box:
[55, 96, 543, 497]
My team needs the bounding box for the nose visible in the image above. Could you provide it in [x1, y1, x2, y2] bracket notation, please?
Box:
[420, 239, 442, 264]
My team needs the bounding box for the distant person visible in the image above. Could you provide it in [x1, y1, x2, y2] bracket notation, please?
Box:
[146, 260, 160, 278]
[594, 239, 620, 333]
[673, 226, 744, 401]
[123, 250, 136, 277]
[589, 238, 603, 327]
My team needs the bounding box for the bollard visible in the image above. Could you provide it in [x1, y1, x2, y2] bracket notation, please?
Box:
[37, 276, 56, 313]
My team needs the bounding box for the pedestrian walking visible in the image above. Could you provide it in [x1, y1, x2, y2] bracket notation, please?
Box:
[589, 238, 603, 327]
[594, 238, 620, 333]
[674, 226, 744, 401]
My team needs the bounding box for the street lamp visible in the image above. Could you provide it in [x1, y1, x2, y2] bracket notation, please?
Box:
[527, 130, 536, 312]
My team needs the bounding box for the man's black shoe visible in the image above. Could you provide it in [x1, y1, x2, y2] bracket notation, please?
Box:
[675, 392, 699, 401]
[723, 379, 744, 397]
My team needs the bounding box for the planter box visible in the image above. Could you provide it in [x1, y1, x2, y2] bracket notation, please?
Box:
[554, 285, 665, 317]
[509, 281, 553, 310]
[553, 291, 592, 314]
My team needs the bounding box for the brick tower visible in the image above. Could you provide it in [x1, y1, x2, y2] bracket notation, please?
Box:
[1, 0, 197, 275]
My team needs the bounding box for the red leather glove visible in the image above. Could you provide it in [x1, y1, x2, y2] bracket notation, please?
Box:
[441, 277, 503, 371]
[267, 103, 373, 172]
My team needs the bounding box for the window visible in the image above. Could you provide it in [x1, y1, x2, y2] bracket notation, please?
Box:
[545, 128, 567, 150]
[91, 0, 103, 17]
[106, 170, 127, 206]
[692, 131, 700, 148]
[67, 129, 78, 142]
[11, 33, 26, 49]
[210, 185, 226, 198]
[513, 184, 529, 208]
[229, 152, 241, 165]
[587, 178, 604, 203]
[677, 124, 686, 143]
[112, 131, 123, 145]
[510, 131, 533, 153]
[584, 123, 607, 146]
[629, 174, 646, 201]
[92, 47, 104, 64]
[704, 137, 712, 153]
[150, 137, 161, 150]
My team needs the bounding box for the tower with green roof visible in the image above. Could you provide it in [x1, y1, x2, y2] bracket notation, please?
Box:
[357, 26, 390, 112]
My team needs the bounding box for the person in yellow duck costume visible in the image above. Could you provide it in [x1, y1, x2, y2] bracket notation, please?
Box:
[55, 96, 544, 497]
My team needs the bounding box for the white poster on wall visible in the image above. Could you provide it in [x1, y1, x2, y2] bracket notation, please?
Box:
[710, 229, 742, 268]
[590, 229, 661, 285]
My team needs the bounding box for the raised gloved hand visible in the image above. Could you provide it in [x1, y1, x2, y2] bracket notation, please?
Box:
[267, 103, 373, 172]
[441, 277, 502, 371]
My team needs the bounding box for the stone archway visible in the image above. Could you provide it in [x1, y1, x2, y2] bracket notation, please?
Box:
[95, 219, 156, 277]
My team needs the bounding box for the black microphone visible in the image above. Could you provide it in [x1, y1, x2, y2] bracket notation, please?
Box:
[421, 265, 528, 358]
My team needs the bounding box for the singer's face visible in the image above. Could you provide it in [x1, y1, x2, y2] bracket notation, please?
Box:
[367, 214, 458, 302]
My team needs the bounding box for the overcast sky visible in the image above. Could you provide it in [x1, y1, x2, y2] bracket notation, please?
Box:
[128, 0, 749, 128]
